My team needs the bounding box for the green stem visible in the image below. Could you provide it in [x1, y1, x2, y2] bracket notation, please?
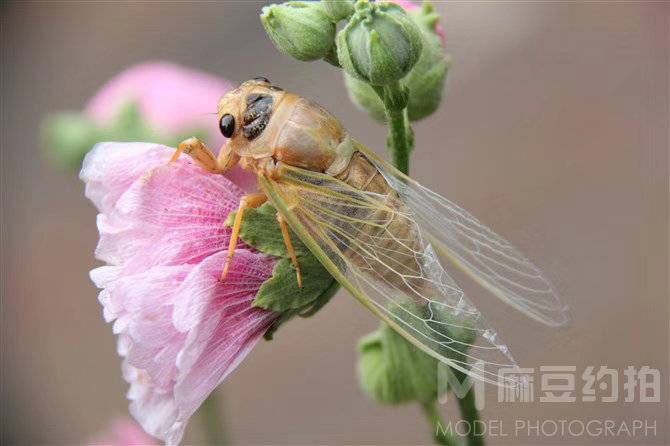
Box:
[200, 390, 227, 445]
[387, 107, 410, 174]
[377, 81, 484, 446]
[454, 371, 484, 446]
[421, 401, 461, 446]
[374, 82, 413, 175]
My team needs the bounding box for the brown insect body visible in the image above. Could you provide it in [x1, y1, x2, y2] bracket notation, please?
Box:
[217, 79, 424, 293]
[334, 152, 425, 293]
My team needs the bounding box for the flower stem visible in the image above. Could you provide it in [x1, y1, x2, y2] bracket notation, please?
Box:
[200, 390, 227, 445]
[387, 107, 411, 174]
[374, 82, 413, 174]
[376, 82, 484, 446]
[421, 401, 461, 446]
[454, 371, 484, 446]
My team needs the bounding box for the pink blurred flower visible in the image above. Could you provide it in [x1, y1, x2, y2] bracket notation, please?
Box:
[46, 61, 255, 190]
[392, 0, 446, 45]
[81, 142, 278, 445]
[88, 417, 156, 446]
[85, 61, 255, 191]
[86, 61, 232, 148]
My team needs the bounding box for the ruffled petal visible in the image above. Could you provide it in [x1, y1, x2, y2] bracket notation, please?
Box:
[170, 250, 275, 444]
[84, 140, 278, 444]
[97, 250, 276, 445]
[80, 142, 172, 214]
[85, 143, 246, 272]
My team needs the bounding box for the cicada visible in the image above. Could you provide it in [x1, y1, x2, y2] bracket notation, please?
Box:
[172, 77, 569, 386]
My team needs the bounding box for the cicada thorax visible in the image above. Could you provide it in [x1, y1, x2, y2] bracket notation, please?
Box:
[270, 95, 348, 173]
[231, 89, 344, 171]
[333, 149, 430, 297]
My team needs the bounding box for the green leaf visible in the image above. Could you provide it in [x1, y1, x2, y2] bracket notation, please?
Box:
[262, 279, 339, 341]
[225, 203, 309, 258]
[227, 202, 339, 338]
[253, 256, 334, 312]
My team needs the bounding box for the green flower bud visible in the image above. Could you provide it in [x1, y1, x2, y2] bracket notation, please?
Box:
[41, 102, 204, 171]
[41, 113, 101, 170]
[322, 0, 354, 22]
[344, 1, 450, 121]
[357, 298, 477, 406]
[336, 0, 422, 86]
[358, 322, 439, 405]
[261, 2, 336, 62]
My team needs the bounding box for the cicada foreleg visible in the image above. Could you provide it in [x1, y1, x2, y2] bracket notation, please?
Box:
[171, 137, 240, 173]
[277, 212, 303, 288]
[221, 192, 268, 282]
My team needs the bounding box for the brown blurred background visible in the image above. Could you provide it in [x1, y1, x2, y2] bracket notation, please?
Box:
[1, 1, 668, 445]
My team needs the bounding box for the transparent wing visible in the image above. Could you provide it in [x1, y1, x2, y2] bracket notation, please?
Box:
[358, 145, 570, 327]
[259, 165, 524, 386]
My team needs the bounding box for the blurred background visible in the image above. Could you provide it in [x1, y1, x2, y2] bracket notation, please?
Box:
[1, 1, 668, 445]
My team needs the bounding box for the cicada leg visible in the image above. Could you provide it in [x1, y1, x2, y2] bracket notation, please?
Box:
[276, 212, 303, 288]
[221, 192, 268, 282]
[170, 137, 240, 173]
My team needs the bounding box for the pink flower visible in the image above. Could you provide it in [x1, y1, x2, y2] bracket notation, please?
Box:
[81, 142, 278, 445]
[84, 61, 255, 191]
[392, 0, 446, 45]
[45, 61, 254, 190]
[86, 61, 233, 148]
[88, 417, 156, 446]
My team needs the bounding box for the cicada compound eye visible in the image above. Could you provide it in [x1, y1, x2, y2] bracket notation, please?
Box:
[219, 114, 235, 138]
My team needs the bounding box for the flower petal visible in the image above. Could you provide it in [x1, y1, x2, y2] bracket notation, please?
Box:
[97, 250, 276, 445]
[87, 143, 246, 272]
[118, 161, 243, 272]
[80, 142, 172, 214]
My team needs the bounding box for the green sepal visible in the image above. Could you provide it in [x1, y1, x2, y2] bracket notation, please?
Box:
[225, 203, 339, 338]
[224, 203, 308, 258]
[263, 279, 339, 340]
[254, 256, 334, 312]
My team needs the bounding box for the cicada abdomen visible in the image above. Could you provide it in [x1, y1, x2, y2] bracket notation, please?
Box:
[327, 149, 434, 299]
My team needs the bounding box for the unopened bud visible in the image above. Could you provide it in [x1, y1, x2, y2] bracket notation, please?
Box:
[261, 2, 336, 62]
[336, 0, 422, 86]
[322, 0, 354, 22]
[344, 0, 449, 121]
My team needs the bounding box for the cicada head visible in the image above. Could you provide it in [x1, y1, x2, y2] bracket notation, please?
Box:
[217, 77, 286, 160]
[218, 77, 349, 175]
